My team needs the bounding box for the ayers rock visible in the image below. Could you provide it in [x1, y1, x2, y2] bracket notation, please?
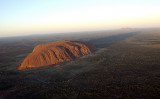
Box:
[18, 40, 96, 70]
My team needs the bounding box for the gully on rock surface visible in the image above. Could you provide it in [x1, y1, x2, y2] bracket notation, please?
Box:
[18, 40, 96, 70]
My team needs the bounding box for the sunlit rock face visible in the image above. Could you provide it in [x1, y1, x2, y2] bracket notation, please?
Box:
[18, 40, 96, 70]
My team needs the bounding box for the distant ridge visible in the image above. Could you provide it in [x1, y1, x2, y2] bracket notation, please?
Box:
[121, 27, 135, 30]
[18, 40, 96, 70]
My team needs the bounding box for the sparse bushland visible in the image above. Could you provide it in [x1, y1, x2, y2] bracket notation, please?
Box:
[0, 29, 160, 99]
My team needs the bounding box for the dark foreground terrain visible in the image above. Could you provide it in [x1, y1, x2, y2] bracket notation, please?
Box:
[0, 29, 160, 99]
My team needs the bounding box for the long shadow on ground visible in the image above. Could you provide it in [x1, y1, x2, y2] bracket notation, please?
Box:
[89, 32, 138, 48]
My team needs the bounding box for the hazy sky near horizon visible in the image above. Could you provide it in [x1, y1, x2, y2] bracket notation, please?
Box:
[0, 0, 160, 37]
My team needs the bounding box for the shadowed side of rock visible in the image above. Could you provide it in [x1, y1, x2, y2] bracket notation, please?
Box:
[18, 40, 96, 70]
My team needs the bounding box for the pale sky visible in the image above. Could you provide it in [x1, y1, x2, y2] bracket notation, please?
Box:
[0, 0, 160, 37]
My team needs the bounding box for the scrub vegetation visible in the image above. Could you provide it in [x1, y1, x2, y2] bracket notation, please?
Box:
[0, 29, 160, 99]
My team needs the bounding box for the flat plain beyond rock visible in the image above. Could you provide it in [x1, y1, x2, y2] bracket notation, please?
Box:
[18, 40, 96, 70]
